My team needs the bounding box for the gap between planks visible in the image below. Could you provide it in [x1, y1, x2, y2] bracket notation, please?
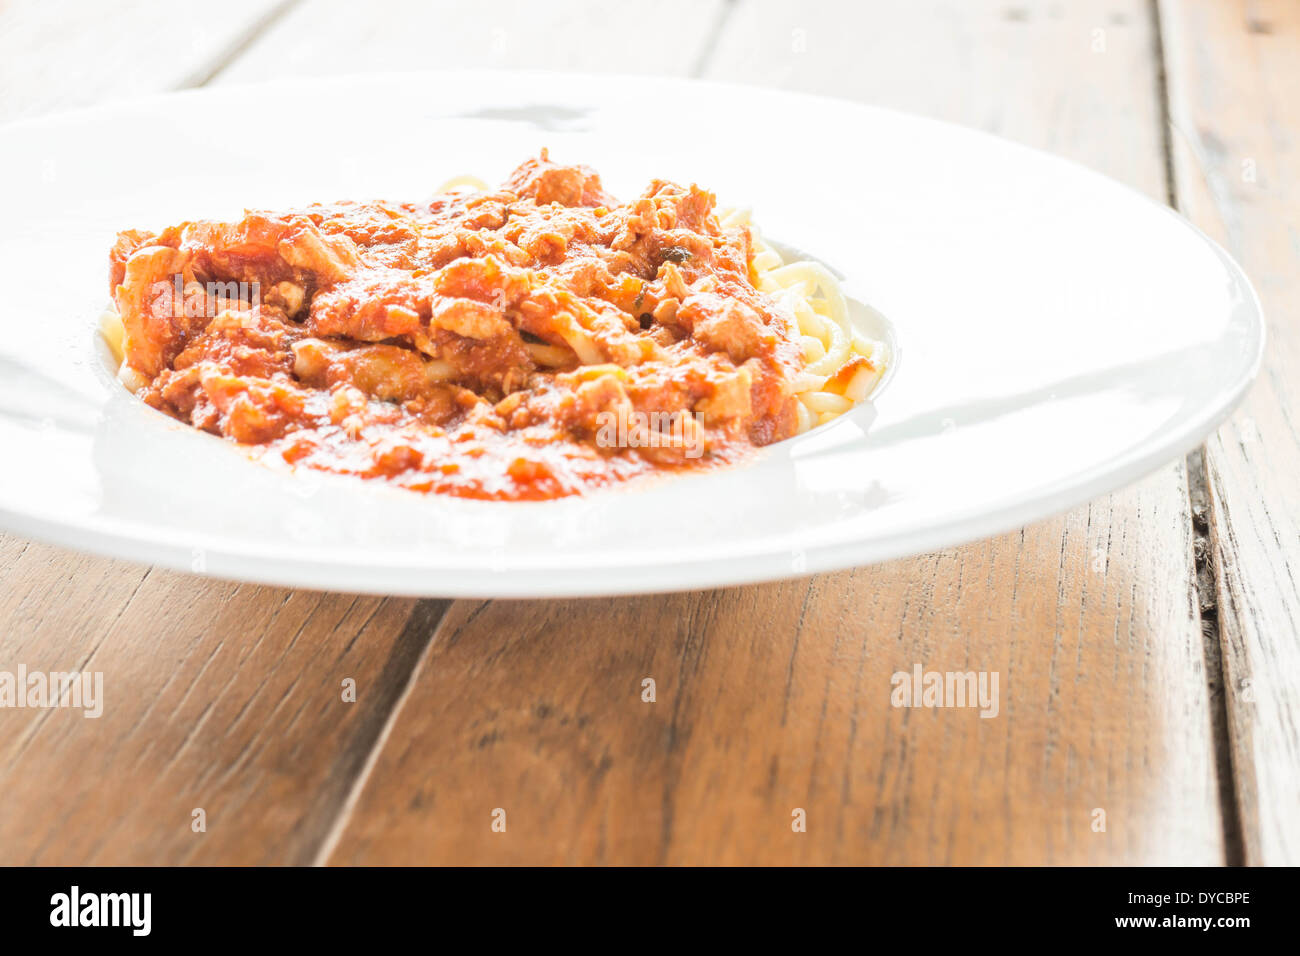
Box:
[310, 598, 455, 865]
[56, 0, 452, 865]
[690, 0, 739, 78]
[179, 0, 305, 88]
[190, 0, 454, 864]
[190, 0, 738, 865]
[1149, 0, 1244, 866]
[129, 0, 1247, 864]
[228, 0, 1238, 865]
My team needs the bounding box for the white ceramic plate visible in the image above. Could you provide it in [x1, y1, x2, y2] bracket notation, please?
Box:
[0, 72, 1264, 597]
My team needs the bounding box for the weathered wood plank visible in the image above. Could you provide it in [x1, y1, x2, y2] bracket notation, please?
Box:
[1160, 0, 1300, 865]
[0, 0, 296, 122]
[0, 0, 725, 865]
[0, 551, 443, 864]
[0, 0, 441, 866]
[214, 0, 726, 84]
[325, 0, 1227, 864]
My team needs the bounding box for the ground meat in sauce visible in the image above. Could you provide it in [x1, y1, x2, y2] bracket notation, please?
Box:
[110, 151, 805, 500]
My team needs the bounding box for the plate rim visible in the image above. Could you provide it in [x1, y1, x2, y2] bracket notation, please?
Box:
[0, 70, 1267, 597]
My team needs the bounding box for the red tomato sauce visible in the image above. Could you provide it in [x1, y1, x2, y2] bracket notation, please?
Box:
[110, 152, 803, 500]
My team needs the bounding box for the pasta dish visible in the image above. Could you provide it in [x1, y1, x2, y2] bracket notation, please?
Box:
[102, 152, 887, 500]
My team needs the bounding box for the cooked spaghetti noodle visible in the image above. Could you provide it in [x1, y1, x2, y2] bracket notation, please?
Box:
[720, 207, 887, 432]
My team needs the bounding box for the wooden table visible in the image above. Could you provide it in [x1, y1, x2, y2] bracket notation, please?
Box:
[0, 0, 1295, 866]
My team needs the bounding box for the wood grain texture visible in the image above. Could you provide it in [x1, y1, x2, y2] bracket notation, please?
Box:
[0, 0, 728, 865]
[0, 547, 443, 864]
[0, 0, 443, 866]
[1160, 0, 1300, 865]
[213, 0, 727, 85]
[324, 0, 1229, 864]
[0, 0, 296, 122]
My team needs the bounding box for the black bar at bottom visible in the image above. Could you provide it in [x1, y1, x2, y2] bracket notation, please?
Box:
[0, 865, 1274, 942]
